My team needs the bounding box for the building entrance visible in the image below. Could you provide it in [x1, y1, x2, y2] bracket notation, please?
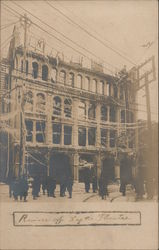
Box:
[50, 153, 72, 183]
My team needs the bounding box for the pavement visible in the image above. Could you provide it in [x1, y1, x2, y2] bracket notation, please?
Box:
[0, 182, 157, 203]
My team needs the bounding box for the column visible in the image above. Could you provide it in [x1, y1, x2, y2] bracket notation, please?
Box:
[73, 98, 78, 147]
[96, 103, 101, 147]
[96, 153, 101, 179]
[46, 94, 52, 144]
[73, 152, 79, 181]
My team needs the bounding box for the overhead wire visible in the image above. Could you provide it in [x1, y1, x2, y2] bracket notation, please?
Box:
[0, 20, 19, 31]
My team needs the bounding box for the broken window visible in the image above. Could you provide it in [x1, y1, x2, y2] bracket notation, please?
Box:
[51, 68, 57, 83]
[25, 119, 33, 142]
[121, 110, 126, 123]
[68, 72, 74, 86]
[59, 70, 66, 84]
[52, 123, 61, 144]
[101, 105, 107, 121]
[98, 81, 104, 95]
[113, 84, 118, 98]
[32, 62, 38, 79]
[36, 121, 45, 143]
[88, 127, 96, 146]
[53, 96, 61, 116]
[77, 74, 82, 89]
[88, 102, 96, 119]
[78, 101, 86, 119]
[101, 128, 107, 146]
[25, 91, 33, 112]
[110, 107, 116, 122]
[120, 86, 124, 100]
[91, 79, 97, 93]
[64, 125, 72, 145]
[78, 127, 86, 146]
[42, 65, 48, 81]
[110, 130, 116, 147]
[36, 93, 45, 113]
[83, 77, 89, 91]
[64, 98, 72, 118]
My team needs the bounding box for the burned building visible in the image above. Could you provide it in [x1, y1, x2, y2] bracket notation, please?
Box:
[0, 26, 137, 183]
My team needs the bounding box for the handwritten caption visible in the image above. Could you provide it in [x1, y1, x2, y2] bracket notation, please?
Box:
[13, 211, 141, 226]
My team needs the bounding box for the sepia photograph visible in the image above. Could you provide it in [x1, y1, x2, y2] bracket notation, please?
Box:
[0, 0, 158, 249]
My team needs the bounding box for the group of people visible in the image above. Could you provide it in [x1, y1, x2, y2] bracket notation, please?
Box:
[9, 174, 73, 201]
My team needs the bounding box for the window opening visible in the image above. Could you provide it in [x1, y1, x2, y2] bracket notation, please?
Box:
[68, 72, 74, 86]
[101, 128, 107, 146]
[88, 103, 96, 119]
[110, 107, 116, 122]
[32, 62, 38, 79]
[36, 121, 45, 143]
[52, 123, 62, 144]
[78, 101, 86, 119]
[77, 75, 82, 89]
[88, 127, 96, 146]
[64, 98, 72, 118]
[42, 65, 48, 81]
[36, 93, 45, 113]
[101, 105, 107, 121]
[92, 79, 97, 93]
[64, 125, 72, 145]
[25, 120, 33, 142]
[83, 77, 89, 91]
[53, 96, 61, 116]
[59, 70, 66, 84]
[25, 91, 33, 112]
[110, 130, 116, 147]
[51, 68, 57, 83]
[98, 81, 104, 94]
[78, 127, 86, 146]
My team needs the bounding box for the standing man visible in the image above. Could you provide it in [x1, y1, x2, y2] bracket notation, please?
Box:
[84, 168, 90, 193]
[99, 174, 108, 200]
[67, 176, 73, 198]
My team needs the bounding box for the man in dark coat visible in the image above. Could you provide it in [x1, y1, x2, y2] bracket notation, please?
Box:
[42, 175, 47, 195]
[60, 175, 67, 197]
[12, 178, 20, 201]
[84, 168, 90, 193]
[32, 175, 41, 200]
[47, 176, 56, 197]
[66, 176, 73, 198]
[92, 174, 97, 193]
[19, 176, 29, 202]
[99, 175, 108, 200]
[120, 154, 130, 196]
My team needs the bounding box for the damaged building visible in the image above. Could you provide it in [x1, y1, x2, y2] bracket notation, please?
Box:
[0, 26, 137, 183]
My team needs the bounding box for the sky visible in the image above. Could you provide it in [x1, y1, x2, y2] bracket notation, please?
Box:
[1, 0, 158, 121]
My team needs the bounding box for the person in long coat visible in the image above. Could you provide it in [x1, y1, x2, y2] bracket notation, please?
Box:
[66, 176, 73, 198]
[19, 176, 29, 202]
[92, 174, 97, 193]
[12, 178, 20, 201]
[99, 175, 108, 200]
[47, 176, 56, 197]
[84, 168, 90, 193]
[60, 175, 67, 197]
[32, 175, 41, 200]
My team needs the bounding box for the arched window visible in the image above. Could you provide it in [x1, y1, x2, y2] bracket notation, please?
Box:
[91, 79, 97, 93]
[78, 101, 86, 119]
[36, 93, 45, 113]
[64, 98, 72, 118]
[26, 60, 29, 75]
[68, 72, 74, 86]
[24, 91, 33, 112]
[51, 68, 57, 83]
[101, 105, 107, 121]
[98, 81, 104, 94]
[42, 65, 48, 81]
[110, 107, 116, 122]
[121, 110, 126, 123]
[21, 60, 23, 73]
[113, 85, 118, 98]
[77, 75, 82, 89]
[32, 62, 38, 79]
[88, 102, 96, 119]
[59, 70, 66, 84]
[83, 77, 89, 91]
[53, 96, 61, 116]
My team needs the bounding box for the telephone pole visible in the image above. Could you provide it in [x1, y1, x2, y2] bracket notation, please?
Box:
[19, 14, 31, 176]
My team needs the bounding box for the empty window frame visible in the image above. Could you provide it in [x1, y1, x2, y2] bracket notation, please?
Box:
[78, 127, 86, 146]
[101, 128, 107, 146]
[91, 79, 97, 93]
[50, 68, 57, 83]
[98, 81, 104, 95]
[109, 107, 116, 122]
[77, 74, 82, 89]
[110, 130, 116, 148]
[68, 72, 74, 86]
[64, 98, 72, 118]
[64, 125, 72, 145]
[25, 120, 33, 142]
[36, 121, 45, 143]
[88, 102, 96, 119]
[25, 91, 33, 112]
[32, 62, 38, 79]
[53, 96, 61, 116]
[78, 101, 86, 119]
[59, 70, 66, 84]
[83, 77, 89, 91]
[113, 85, 118, 98]
[36, 93, 45, 113]
[42, 65, 48, 81]
[88, 127, 96, 146]
[101, 105, 107, 121]
[52, 123, 62, 144]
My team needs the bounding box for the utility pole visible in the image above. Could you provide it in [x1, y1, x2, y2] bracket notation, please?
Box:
[19, 14, 31, 176]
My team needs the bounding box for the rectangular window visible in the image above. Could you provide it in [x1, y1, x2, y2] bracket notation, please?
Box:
[25, 120, 33, 142]
[128, 129, 134, 148]
[78, 127, 86, 146]
[101, 128, 107, 146]
[88, 127, 96, 146]
[98, 81, 104, 95]
[52, 123, 62, 144]
[88, 103, 96, 119]
[64, 125, 72, 145]
[36, 121, 45, 143]
[110, 130, 116, 148]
